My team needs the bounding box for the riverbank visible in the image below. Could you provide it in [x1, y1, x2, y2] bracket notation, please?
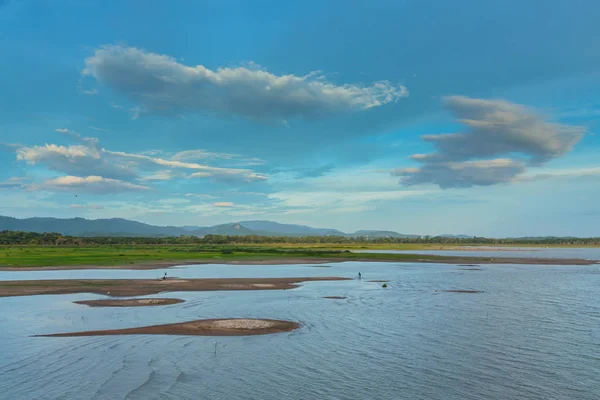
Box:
[0, 254, 596, 271]
[0, 276, 350, 297]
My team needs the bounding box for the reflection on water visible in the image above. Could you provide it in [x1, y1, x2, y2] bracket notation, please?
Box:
[1, 262, 599, 400]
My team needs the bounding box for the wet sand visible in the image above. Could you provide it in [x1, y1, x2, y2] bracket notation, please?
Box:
[0, 255, 596, 271]
[35, 318, 300, 337]
[0, 258, 335, 271]
[74, 298, 184, 307]
[0, 277, 350, 298]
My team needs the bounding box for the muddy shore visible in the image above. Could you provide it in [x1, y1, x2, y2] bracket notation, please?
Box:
[0, 276, 350, 298]
[35, 318, 300, 337]
[0, 255, 596, 271]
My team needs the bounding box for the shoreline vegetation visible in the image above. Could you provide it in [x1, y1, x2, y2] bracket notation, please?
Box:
[0, 277, 351, 298]
[1, 232, 598, 270]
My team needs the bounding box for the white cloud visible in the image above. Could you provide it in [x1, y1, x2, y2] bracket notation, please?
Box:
[16, 143, 137, 181]
[518, 166, 600, 181]
[140, 170, 180, 181]
[393, 158, 526, 188]
[106, 150, 268, 182]
[36, 176, 150, 194]
[83, 44, 408, 121]
[171, 149, 266, 166]
[172, 149, 238, 161]
[213, 202, 235, 207]
[10, 129, 267, 186]
[396, 96, 586, 188]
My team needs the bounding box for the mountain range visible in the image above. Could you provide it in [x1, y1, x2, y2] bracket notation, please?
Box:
[0, 216, 441, 238]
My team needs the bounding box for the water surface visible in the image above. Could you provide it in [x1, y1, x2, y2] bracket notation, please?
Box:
[1, 262, 599, 399]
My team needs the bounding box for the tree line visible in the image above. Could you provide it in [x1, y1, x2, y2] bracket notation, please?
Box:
[1, 230, 599, 246]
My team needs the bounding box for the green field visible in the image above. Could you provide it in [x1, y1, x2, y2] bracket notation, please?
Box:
[0, 244, 470, 267]
[1, 242, 597, 268]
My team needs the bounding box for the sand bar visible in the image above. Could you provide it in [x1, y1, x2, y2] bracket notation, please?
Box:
[74, 298, 184, 307]
[35, 318, 299, 337]
[0, 277, 350, 298]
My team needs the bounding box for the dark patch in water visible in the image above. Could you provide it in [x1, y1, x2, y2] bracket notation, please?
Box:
[436, 290, 483, 294]
[323, 296, 346, 299]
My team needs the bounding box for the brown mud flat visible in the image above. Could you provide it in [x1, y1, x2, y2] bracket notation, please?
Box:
[436, 290, 483, 294]
[74, 298, 184, 307]
[367, 280, 390, 283]
[0, 258, 336, 271]
[0, 277, 351, 298]
[34, 318, 299, 337]
[323, 296, 347, 299]
[1, 255, 596, 272]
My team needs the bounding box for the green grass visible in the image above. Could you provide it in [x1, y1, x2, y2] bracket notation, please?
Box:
[0, 244, 470, 268]
[0, 242, 595, 268]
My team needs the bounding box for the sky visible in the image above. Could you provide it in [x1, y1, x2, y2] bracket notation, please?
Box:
[1, 0, 600, 237]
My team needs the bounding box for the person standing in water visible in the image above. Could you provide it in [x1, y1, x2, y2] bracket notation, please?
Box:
[358, 272, 362, 279]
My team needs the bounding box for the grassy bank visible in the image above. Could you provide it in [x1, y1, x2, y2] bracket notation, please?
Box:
[0, 244, 596, 268]
[0, 245, 439, 267]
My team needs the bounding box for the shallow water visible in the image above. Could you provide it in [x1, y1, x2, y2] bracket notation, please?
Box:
[359, 247, 600, 260]
[1, 261, 599, 400]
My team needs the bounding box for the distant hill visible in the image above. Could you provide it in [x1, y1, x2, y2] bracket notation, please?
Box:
[193, 223, 256, 236]
[0, 215, 458, 238]
[0, 216, 187, 237]
[438, 234, 474, 239]
[351, 230, 419, 238]
[239, 220, 346, 236]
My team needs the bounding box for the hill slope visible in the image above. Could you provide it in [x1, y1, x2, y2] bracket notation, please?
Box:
[0, 215, 427, 238]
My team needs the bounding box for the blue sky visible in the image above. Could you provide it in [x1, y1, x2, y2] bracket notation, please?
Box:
[1, 0, 599, 236]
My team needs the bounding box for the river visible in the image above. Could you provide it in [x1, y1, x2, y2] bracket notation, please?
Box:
[1, 260, 599, 399]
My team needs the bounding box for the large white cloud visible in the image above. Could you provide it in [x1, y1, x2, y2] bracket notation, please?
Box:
[395, 96, 586, 188]
[83, 45, 408, 120]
